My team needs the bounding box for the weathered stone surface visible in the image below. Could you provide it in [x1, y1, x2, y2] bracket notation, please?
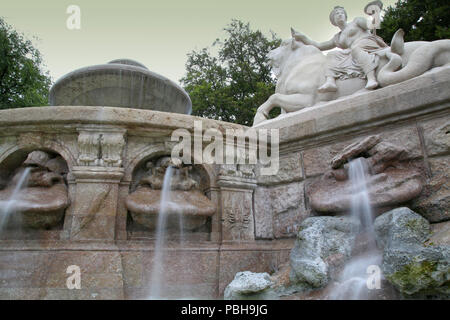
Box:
[303, 141, 354, 177]
[410, 157, 450, 222]
[374, 207, 431, 249]
[141, 249, 219, 298]
[220, 189, 255, 241]
[224, 271, 273, 300]
[331, 135, 381, 169]
[309, 137, 424, 213]
[310, 168, 423, 213]
[254, 182, 307, 239]
[421, 117, 450, 157]
[257, 153, 303, 185]
[289, 216, 360, 289]
[428, 221, 450, 246]
[374, 207, 450, 297]
[23, 151, 51, 168]
[303, 127, 422, 179]
[69, 170, 122, 240]
[127, 188, 215, 230]
[26, 170, 63, 187]
[0, 250, 126, 299]
[45, 156, 69, 175]
[383, 246, 450, 297]
[377, 126, 423, 161]
[218, 242, 292, 296]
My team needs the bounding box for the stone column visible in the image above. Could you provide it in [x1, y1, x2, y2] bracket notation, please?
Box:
[67, 126, 126, 240]
[217, 165, 257, 242]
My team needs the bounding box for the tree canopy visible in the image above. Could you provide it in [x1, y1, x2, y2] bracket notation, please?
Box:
[180, 20, 281, 126]
[379, 0, 450, 43]
[0, 17, 51, 109]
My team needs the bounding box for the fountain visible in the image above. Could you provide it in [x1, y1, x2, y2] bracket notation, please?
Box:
[49, 59, 192, 114]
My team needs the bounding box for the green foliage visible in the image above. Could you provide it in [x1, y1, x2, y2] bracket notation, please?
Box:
[0, 17, 51, 109]
[180, 20, 281, 126]
[379, 0, 450, 44]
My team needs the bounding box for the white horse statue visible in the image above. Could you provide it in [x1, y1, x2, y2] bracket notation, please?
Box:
[253, 29, 450, 126]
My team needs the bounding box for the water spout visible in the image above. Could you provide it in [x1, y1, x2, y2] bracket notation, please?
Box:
[0, 167, 31, 231]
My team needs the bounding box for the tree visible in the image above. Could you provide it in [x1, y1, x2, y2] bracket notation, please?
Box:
[0, 17, 51, 109]
[180, 20, 281, 126]
[379, 0, 450, 44]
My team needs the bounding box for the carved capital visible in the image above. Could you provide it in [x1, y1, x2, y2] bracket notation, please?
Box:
[76, 126, 126, 167]
[217, 164, 257, 189]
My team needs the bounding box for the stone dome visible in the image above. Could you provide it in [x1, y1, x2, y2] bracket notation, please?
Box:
[49, 59, 192, 114]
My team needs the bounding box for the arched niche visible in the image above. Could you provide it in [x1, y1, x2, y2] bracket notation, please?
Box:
[0, 148, 71, 237]
[125, 151, 217, 241]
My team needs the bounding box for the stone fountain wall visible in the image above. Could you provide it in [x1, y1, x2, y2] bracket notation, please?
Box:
[0, 67, 448, 299]
[255, 67, 450, 229]
[0, 107, 292, 299]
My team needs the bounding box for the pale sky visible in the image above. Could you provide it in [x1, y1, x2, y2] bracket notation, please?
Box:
[1, 0, 398, 85]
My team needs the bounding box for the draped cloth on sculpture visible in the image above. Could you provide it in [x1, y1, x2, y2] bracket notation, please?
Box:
[325, 35, 388, 80]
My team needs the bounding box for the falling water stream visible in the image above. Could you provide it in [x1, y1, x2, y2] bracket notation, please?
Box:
[329, 158, 382, 300]
[0, 167, 31, 231]
[349, 157, 376, 246]
[148, 166, 174, 299]
[148, 164, 194, 299]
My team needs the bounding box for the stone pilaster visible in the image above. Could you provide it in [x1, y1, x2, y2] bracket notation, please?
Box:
[217, 165, 257, 242]
[68, 126, 127, 240]
[205, 186, 221, 242]
[69, 167, 124, 240]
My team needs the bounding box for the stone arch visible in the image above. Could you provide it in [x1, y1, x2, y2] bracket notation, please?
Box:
[0, 144, 72, 232]
[0, 145, 74, 181]
[0, 140, 77, 173]
[124, 143, 169, 183]
[124, 144, 217, 191]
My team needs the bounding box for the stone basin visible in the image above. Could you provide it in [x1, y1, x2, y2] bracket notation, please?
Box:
[0, 183, 69, 228]
[49, 59, 192, 114]
[309, 169, 423, 213]
[126, 186, 216, 231]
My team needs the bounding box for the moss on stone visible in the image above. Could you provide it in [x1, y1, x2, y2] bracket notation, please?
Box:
[387, 259, 449, 295]
[404, 219, 424, 233]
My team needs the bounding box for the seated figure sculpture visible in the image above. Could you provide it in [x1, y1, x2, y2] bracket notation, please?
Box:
[292, 5, 387, 92]
[252, 2, 450, 126]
